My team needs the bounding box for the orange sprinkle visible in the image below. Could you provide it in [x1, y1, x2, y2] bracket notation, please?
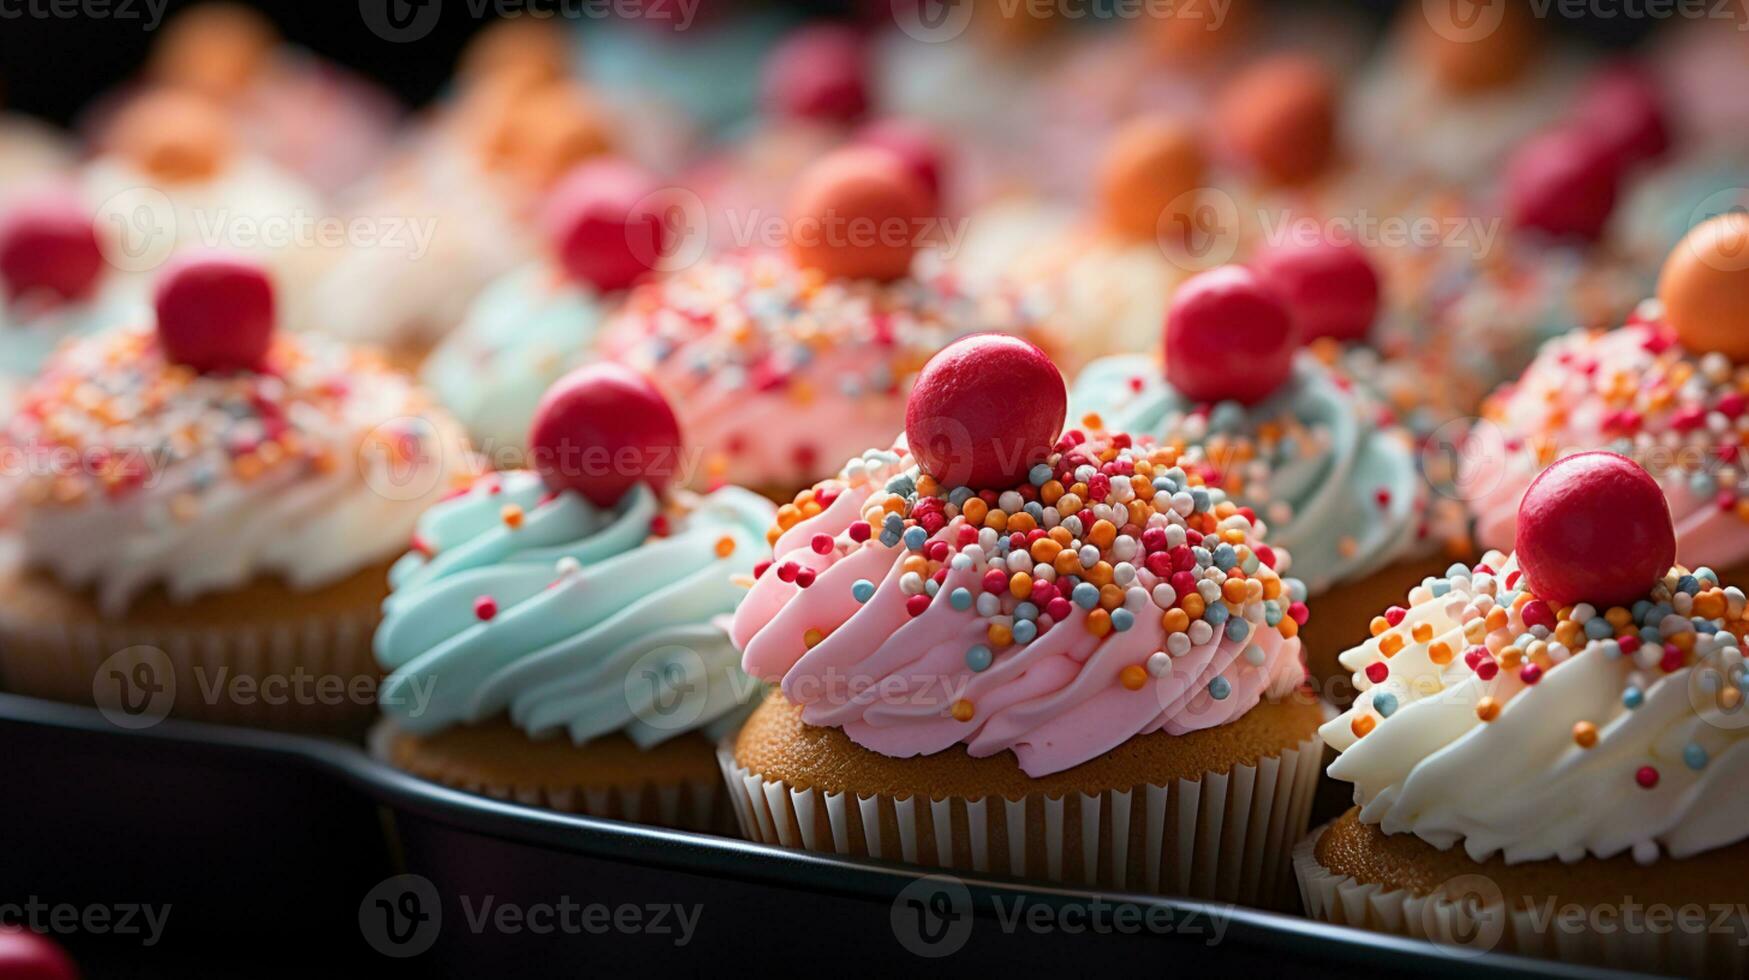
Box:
[1476, 697, 1500, 722]
[1379, 634, 1405, 658]
[1351, 714, 1376, 738]
[1572, 721, 1598, 748]
[1120, 665, 1148, 691]
[502, 504, 525, 530]
[1222, 579, 1247, 604]
[1411, 622, 1433, 643]
[988, 622, 1013, 648]
[1181, 594, 1206, 620]
[1370, 616, 1390, 637]
[803, 628, 824, 648]
[1428, 641, 1453, 666]
[1088, 519, 1117, 549]
[1162, 608, 1190, 633]
[1009, 572, 1033, 600]
[951, 699, 974, 722]
[1086, 609, 1112, 637]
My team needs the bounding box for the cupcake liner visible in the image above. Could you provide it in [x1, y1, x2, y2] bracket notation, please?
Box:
[368, 721, 733, 834]
[0, 605, 381, 733]
[718, 732, 1324, 908]
[1294, 824, 1749, 975]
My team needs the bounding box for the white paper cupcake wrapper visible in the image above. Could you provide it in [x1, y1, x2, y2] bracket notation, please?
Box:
[368, 721, 731, 834]
[1294, 823, 1749, 975]
[0, 607, 381, 732]
[718, 733, 1323, 908]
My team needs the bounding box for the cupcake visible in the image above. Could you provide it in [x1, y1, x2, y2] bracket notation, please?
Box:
[0, 105, 71, 208]
[372, 364, 774, 831]
[1071, 265, 1449, 699]
[0, 192, 144, 406]
[1466, 214, 1749, 583]
[597, 148, 1051, 498]
[83, 90, 330, 332]
[1298, 451, 1749, 971]
[0, 254, 470, 731]
[722, 334, 1324, 904]
[422, 159, 670, 461]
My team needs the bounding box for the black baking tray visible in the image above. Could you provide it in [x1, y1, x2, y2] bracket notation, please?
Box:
[0, 693, 1646, 978]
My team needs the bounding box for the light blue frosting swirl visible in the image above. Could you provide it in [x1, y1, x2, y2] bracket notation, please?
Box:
[1071, 353, 1423, 594]
[375, 470, 775, 746]
[421, 264, 608, 456]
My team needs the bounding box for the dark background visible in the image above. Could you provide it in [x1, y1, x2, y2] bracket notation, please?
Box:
[0, 0, 1658, 129]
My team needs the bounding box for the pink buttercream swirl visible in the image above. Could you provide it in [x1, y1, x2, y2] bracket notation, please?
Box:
[1463, 305, 1749, 571]
[730, 431, 1309, 778]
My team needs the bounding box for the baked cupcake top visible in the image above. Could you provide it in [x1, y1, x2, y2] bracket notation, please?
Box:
[1072, 264, 1427, 596]
[375, 364, 774, 744]
[730, 335, 1309, 778]
[598, 149, 1048, 493]
[2, 254, 470, 616]
[1465, 214, 1749, 570]
[1324, 452, 1746, 865]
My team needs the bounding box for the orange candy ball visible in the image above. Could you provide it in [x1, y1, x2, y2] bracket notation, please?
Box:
[149, 3, 276, 97]
[1409, 0, 1539, 94]
[1659, 212, 1749, 362]
[1216, 54, 1337, 187]
[786, 148, 932, 283]
[1096, 115, 1205, 242]
[108, 90, 235, 183]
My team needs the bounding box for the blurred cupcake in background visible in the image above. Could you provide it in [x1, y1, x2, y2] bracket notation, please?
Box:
[579, 4, 785, 135]
[83, 90, 331, 332]
[127, 2, 400, 196]
[724, 334, 1323, 902]
[1347, 0, 1582, 186]
[1465, 214, 1749, 581]
[373, 364, 773, 831]
[0, 191, 145, 405]
[1300, 451, 1749, 972]
[0, 78, 73, 208]
[0, 253, 470, 731]
[309, 25, 615, 368]
[1072, 265, 1451, 697]
[598, 147, 1051, 497]
[951, 115, 1209, 366]
[423, 158, 671, 462]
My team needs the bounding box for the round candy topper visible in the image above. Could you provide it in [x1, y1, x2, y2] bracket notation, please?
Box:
[152, 251, 276, 374]
[0, 193, 104, 305]
[1216, 54, 1337, 187]
[1165, 265, 1297, 405]
[854, 118, 947, 215]
[1096, 115, 1204, 242]
[1410, 0, 1538, 94]
[490, 84, 613, 190]
[1146, 0, 1251, 62]
[149, 2, 276, 98]
[1503, 127, 1621, 243]
[545, 159, 668, 293]
[1573, 62, 1671, 171]
[1659, 212, 1749, 362]
[458, 15, 570, 89]
[762, 24, 869, 125]
[786, 147, 932, 283]
[0, 927, 80, 980]
[1251, 236, 1380, 344]
[108, 90, 235, 184]
[1515, 451, 1675, 607]
[528, 363, 684, 508]
[905, 334, 1066, 491]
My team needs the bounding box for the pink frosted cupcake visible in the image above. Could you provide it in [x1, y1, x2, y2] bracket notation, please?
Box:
[1464, 214, 1749, 579]
[720, 335, 1323, 904]
[598, 148, 1051, 497]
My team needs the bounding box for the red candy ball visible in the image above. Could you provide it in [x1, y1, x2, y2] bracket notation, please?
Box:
[855, 118, 946, 214]
[152, 252, 275, 373]
[1164, 265, 1297, 405]
[545, 159, 668, 293]
[1251, 237, 1380, 343]
[0, 195, 104, 304]
[0, 928, 79, 980]
[1573, 63, 1671, 171]
[786, 147, 932, 282]
[762, 24, 868, 124]
[1515, 451, 1675, 607]
[528, 363, 684, 508]
[1503, 127, 1622, 242]
[905, 334, 1066, 491]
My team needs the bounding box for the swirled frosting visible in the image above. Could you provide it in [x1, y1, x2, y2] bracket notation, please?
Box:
[1464, 309, 1749, 570]
[422, 263, 611, 456]
[1071, 353, 1426, 596]
[0, 285, 143, 403]
[730, 427, 1310, 778]
[1323, 551, 1749, 865]
[2, 326, 471, 615]
[375, 472, 775, 745]
[595, 250, 1050, 492]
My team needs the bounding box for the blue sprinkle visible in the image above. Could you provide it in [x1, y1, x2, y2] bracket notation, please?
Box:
[1111, 608, 1134, 632]
[1446, 562, 1470, 578]
[1584, 618, 1615, 640]
[1191, 489, 1211, 512]
[885, 475, 916, 496]
[1685, 743, 1709, 770]
[1192, 547, 1212, 566]
[1373, 692, 1399, 718]
[903, 526, 928, 551]
[1690, 472, 1717, 499]
[1072, 582, 1100, 609]
[1677, 575, 1701, 595]
[1264, 603, 1283, 627]
[1024, 501, 1045, 521]
[1696, 567, 1719, 585]
[1213, 544, 1237, 570]
[1208, 677, 1231, 700]
[1599, 639, 1622, 659]
[1632, 600, 1652, 622]
[965, 645, 993, 672]
[949, 587, 972, 611]
[884, 513, 905, 532]
[948, 487, 975, 506]
[1014, 601, 1039, 622]
[879, 531, 901, 548]
[1698, 620, 1719, 634]
[1640, 626, 1662, 646]
[1276, 436, 1299, 459]
[1028, 463, 1053, 486]
[1209, 401, 1245, 433]
[1286, 580, 1309, 603]
[1012, 620, 1038, 644]
[1153, 476, 1176, 493]
[1431, 580, 1451, 598]
[1204, 603, 1230, 627]
[1623, 687, 1645, 710]
[1225, 618, 1249, 642]
[852, 579, 876, 603]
